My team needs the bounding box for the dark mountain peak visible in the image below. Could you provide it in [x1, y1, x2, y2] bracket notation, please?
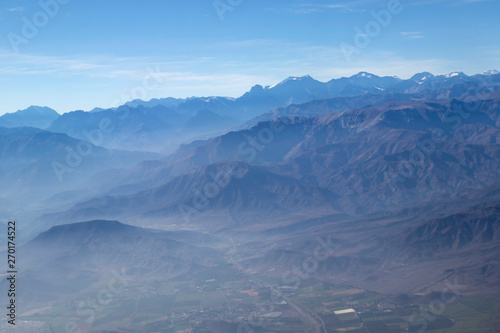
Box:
[50, 219, 128, 230]
[250, 84, 265, 92]
[0, 106, 60, 129]
[20, 105, 59, 116]
[238, 85, 266, 99]
[33, 220, 138, 243]
[124, 97, 186, 109]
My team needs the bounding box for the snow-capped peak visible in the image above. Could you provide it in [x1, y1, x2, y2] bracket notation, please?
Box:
[267, 75, 314, 89]
[483, 69, 500, 76]
[410, 72, 434, 82]
[354, 72, 376, 78]
[445, 71, 464, 78]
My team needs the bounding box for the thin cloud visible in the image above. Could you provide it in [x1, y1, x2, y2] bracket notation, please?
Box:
[410, 0, 492, 5]
[459, 0, 492, 3]
[6, 7, 25, 12]
[266, 0, 383, 15]
[0, 52, 167, 77]
[400, 31, 425, 39]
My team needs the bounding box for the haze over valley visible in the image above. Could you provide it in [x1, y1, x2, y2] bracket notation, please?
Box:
[1, 0, 499, 331]
[1, 70, 500, 332]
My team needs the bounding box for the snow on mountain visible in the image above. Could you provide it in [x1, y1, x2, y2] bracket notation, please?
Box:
[483, 69, 500, 76]
[267, 75, 315, 89]
[445, 71, 465, 78]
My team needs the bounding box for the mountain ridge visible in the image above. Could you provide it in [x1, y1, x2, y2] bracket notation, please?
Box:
[37, 71, 500, 153]
[0, 105, 60, 129]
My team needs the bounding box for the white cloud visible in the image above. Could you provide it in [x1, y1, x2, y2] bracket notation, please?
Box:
[265, 0, 385, 14]
[400, 31, 425, 39]
[0, 52, 157, 79]
[6, 7, 25, 12]
[410, 0, 492, 5]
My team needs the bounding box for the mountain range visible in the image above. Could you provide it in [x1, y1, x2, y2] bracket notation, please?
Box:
[1, 71, 500, 322]
[4, 71, 499, 154]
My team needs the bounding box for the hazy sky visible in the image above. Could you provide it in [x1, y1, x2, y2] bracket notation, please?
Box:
[0, 0, 499, 115]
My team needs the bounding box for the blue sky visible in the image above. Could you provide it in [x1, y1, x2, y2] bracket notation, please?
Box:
[0, 0, 499, 115]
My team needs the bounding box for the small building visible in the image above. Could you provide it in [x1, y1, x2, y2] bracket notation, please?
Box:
[334, 308, 356, 315]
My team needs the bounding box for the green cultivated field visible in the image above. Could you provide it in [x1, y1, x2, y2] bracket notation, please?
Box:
[18, 274, 500, 333]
